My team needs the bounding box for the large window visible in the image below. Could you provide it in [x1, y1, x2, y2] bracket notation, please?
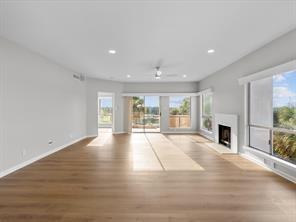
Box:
[201, 93, 213, 132]
[249, 70, 296, 164]
[169, 96, 191, 128]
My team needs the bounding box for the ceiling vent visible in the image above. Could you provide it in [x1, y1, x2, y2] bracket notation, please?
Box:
[73, 74, 85, 81]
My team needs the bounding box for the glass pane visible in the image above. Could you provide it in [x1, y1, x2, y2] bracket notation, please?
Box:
[273, 70, 296, 130]
[132, 96, 145, 132]
[144, 96, 160, 132]
[249, 126, 271, 153]
[273, 131, 296, 164]
[202, 94, 212, 116]
[98, 97, 112, 127]
[169, 96, 191, 128]
[250, 77, 273, 127]
[201, 116, 212, 132]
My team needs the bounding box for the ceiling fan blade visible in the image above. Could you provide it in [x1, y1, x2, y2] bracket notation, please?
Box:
[155, 59, 164, 68]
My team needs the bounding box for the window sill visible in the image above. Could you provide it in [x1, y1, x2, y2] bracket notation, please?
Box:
[244, 146, 296, 170]
[200, 128, 213, 134]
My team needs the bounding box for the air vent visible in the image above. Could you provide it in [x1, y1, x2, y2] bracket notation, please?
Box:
[73, 74, 85, 81]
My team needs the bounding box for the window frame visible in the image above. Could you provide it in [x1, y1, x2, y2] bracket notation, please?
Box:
[168, 96, 191, 129]
[247, 71, 296, 164]
[200, 92, 213, 133]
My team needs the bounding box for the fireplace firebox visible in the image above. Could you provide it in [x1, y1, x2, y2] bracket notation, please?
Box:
[219, 125, 231, 148]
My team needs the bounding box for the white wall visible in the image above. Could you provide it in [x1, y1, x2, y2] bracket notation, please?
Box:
[86, 81, 200, 135]
[0, 37, 87, 175]
[86, 77, 124, 135]
[198, 29, 296, 152]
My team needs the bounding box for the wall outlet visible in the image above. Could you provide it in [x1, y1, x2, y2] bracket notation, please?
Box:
[48, 140, 53, 145]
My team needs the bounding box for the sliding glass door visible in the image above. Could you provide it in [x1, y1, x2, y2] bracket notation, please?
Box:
[144, 96, 160, 132]
[132, 96, 160, 132]
[132, 96, 145, 132]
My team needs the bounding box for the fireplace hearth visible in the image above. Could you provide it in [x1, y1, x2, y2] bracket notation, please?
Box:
[219, 125, 231, 148]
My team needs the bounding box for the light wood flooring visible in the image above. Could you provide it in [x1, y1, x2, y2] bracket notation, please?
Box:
[0, 133, 295, 222]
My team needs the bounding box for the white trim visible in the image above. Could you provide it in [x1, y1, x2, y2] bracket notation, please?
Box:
[199, 89, 214, 133]
[243, 83, 249, 145]
[0, 136, 88, 178]
[122, 92, 200, 97]
[198, 88, 213, 96]
[240, 149, 296, 183]
[112, 131, 127, 134]
[243, 146, 296, 170]
[238, 59, 296, 85]
[199, 128, 213, 135]
[197, 130, 215, 141]
[121, 88, 212, 97]
[87, 134, 98, 138]
[239, 153, 272, 170]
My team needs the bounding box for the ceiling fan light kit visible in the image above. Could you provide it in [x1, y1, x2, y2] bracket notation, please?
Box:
[155, 66, 162, 80]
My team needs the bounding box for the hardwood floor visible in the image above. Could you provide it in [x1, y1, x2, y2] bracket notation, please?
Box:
[0, 133, 295, 222]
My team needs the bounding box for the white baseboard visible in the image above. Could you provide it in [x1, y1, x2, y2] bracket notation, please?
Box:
[197, 130, 215, 141]
[86, 134, 98, 138]
[0, 136, 87, 179]
[112, 131, 127, 134]
[239, 152, 296, 183]
[239, 153, 272, 171]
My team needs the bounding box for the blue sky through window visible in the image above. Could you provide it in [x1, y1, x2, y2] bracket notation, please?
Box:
[169, 96, 187, 108]
[144, 96, 159, 107]
[273, 70, 296, 108]
[100, 98, 112, 107]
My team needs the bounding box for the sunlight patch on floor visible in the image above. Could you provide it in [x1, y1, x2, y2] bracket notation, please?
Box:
[132, 145, 163, 171]
[204, 142, 234, 154]
[145, 134, 204, 171]
[86, 129, 112, 147]
[131, 134, 163, 171]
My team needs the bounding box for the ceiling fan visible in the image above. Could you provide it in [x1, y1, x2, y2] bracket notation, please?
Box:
[155, 66, 162, 80]
[153, 66, 180, 80]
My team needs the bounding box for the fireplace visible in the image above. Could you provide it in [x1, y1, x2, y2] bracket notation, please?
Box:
[219, 124, 231, 148]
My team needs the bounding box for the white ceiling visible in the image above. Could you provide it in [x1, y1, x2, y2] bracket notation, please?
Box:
[0, 1, 296, 82]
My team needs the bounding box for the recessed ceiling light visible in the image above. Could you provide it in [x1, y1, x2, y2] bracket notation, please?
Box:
[182, 74, 187, 78]
[207, 49, 215, 54]
[108, 49, 116, 54]
[126, 74, 131, 78]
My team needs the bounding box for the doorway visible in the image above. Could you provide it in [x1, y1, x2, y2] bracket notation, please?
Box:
[132, 96, 160, 133]
[98, 92, 113, 134]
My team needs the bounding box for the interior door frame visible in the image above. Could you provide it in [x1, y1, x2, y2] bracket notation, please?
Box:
[97, 92, 115, 133]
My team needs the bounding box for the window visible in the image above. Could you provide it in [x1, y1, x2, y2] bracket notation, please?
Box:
[169, 96, 191, 128]
[249, 70, 296, 164]
[201, 93, 213, 132]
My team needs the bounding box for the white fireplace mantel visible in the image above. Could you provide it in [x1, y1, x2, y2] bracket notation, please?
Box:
[214, 113, 238, 153]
